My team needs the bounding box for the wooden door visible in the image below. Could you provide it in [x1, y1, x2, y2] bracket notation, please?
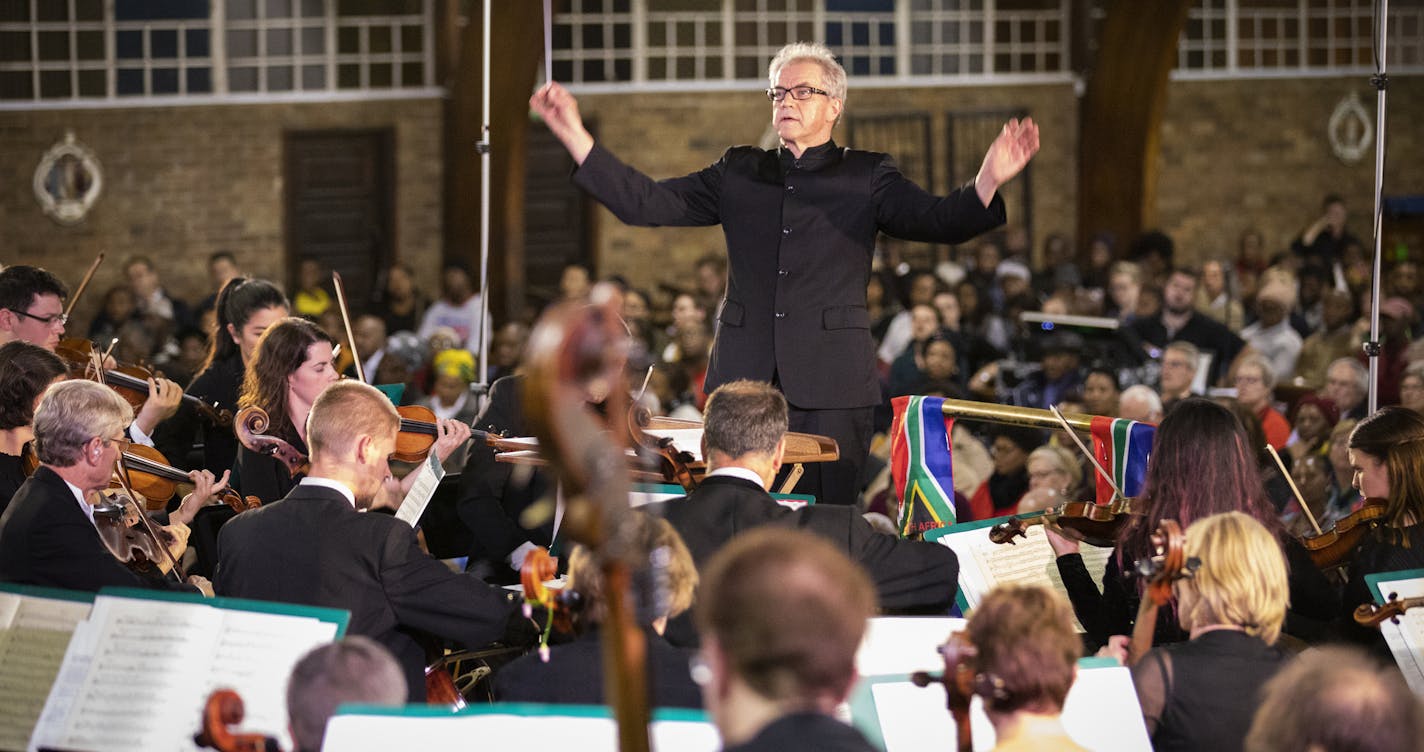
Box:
[284, 130, 394, 303]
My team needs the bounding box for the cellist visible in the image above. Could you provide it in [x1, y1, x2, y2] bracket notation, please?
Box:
[0, 380, 217, 594]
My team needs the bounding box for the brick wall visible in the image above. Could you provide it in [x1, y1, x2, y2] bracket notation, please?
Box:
[0, 97, 444, 332]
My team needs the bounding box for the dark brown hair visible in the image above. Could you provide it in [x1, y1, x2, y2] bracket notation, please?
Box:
[0, 342, 66, 430]
[1349, 406, 1424, 544]
[239, 317, 334, 443]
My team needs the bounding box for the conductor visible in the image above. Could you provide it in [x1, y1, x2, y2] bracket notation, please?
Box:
[531, 41, 1039, 505]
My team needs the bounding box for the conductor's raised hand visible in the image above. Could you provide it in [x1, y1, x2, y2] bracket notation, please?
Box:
[974, 117, 1041, 207]
[530, 81, 595, 164]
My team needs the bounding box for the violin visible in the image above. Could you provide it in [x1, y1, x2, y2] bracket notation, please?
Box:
[912, 631, 977, 752]
[989, 496, 1137, 548]
[1127, 519, 1198, 665]
[57, 338, 234, 427]
[626, 403, 699, 492]
[92, 482, 185, 581]
[390, 404, 526, 464]
[1354, 591, 1424, 628]
[117, 444, 259, 514]
[195, 689, 279, 752]
[1298, 497, 1389, 570]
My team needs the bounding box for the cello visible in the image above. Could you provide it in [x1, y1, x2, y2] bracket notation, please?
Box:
[1126, 520, 1198, 666]
[519, 284, 653, 752]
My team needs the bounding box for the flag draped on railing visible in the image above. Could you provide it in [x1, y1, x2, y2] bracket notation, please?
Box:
[889, 395, 957, 538]
[1088, 416, 1155, 504]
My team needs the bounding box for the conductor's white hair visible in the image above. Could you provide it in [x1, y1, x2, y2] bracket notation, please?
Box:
[768, 42, 847, 104]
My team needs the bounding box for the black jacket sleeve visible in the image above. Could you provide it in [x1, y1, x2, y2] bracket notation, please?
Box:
[571, 142, 725, 228]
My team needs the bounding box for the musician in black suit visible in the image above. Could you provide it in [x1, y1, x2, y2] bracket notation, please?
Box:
[214, 380, 522, 702]
[455, 374, 556, 584]
[531, 41, 1039, 506]
[643, 380, 958, 647]
[0, 380, 213, 594]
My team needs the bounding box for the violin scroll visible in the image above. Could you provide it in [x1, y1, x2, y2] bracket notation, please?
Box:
[989, 518, 1030, 545]
[234, 406, 310, 478]
[194, 688, 276, 752]
[1354, 592, 1424, 629]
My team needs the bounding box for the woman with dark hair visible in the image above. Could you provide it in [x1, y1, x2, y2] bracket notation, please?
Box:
[371, 263, 427, 335]
[1049, 397, 1337, 649]
[0, 341, 67, 511]
[1342, 407, 1424, 623]
[232, 317, 340, 504]
[154, 277, 289, 476]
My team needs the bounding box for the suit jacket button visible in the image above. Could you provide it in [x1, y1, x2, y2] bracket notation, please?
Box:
[782, 226, 792, 236]
[775, 312, 786, 319]
[778, 269, 788, 276]
[785, 184, 795, 193]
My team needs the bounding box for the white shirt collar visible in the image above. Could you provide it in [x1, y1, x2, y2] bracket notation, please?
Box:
[299, 476, 357, 508]
[706, 466, 767, 489]
[62, 477, 97, 526]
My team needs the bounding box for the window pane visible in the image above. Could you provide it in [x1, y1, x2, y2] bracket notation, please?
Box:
[338, 26, 360, 53]
[268, 64, 293, 90]
[186, 67, 211, 92]
[369, 61, 392, 87]
[302, 27, 325, 54]
[39, 31, 71, 61]
[79, 69, 106, 96]
[0, 70, 34, 99]
[228, 30, 258, 58]
[228, 0, 256, 19]
[75, 0, 103, 19]
[115, 0, 209, 20]
[116, 67, 145, 94]
[229, 65, 259, 90]
[117, 30, 144, 59]
[400, 61, 422, 86]
[37, 1, 69, 21]
[337, 62, 360, 87]
[300, 0, 323, 16]
[266, 0, 293, 18]
[0, 31, 30, 62]
[77, 30, 105, 60]
[151, 29, 178, 59]
[186, 29, 210, 58]
[0, 0, 31, 23]
[39, 69, 72, 98]
[268, 27, 293, 55]
[369, 25, 391, 54]
[152, 67, 179, 93]
[401, 24, 422, 53]
[302, 64, 325, 88]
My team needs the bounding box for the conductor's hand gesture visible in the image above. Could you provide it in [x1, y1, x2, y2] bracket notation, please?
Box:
[974, 117, 1040, 207]
[531, 81, 595, 165]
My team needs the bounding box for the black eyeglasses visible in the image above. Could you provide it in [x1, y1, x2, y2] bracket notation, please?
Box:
[766, 85, 830, 102]
[7, 308, 68, 327]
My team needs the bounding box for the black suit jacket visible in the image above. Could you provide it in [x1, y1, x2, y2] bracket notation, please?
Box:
[456, 375, 554, 580]
[493, 625, 702, 709]
[573, 141, 1005, 409]
[645, 475, 959, 646]
[213, 482, 519, 701]
[0, 466, 193, 593]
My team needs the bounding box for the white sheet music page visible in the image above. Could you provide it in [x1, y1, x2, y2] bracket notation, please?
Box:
[1371, 575, 1424, 694]
[0, 592, 92, 751]
[395, 452, 446, 527]
[28, 594, 340, 752]
[934, 523, 1111, 631]
[322, 711, 721, 752]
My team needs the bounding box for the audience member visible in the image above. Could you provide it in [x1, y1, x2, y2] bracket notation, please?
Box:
[1158, 340, 1201, 410]
[1016, 444, 1081, 514]
[1233, 354, 1289, 450]
[1324, 357, 1369, 421]
[193, 251, 241, 323]
[1294, 289, 1357, 389]
[419, 263, 487, 353]
[125, 255, 192, 332]
[1081, 367, 1120, 417]
[1194, 259, 1243, 330]
[372, 263, 427, 335]
[1285, 393, 1338, 464]
[1240, 272, 1302, 380]
[292, 257, 332, 320]
[1118, 385, 1163, 424]
[1131, 266, 1245, 386]
[1291, 194, 1357, 269]
[969, 425, 1041, 520]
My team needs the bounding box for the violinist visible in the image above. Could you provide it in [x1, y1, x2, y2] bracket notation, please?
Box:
[1128, 512, 1290, 752]
[154, 277, 288, 476]
[0, 265, 68, 350]
[694, 527, 878, 752]
[0, 380, 215, 594]
[214, 380, 522, 702]
[231, 317, 339, 503]
[1048, 398, 1337, 649]
[957, 584, 1086, 752]
[0, 341, 66, 510]
[493, 511, 703, 709]
[1341, 406, 1424, 631]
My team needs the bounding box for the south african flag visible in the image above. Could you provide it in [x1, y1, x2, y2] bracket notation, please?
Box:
[889, 395, 956, 538]
[1089, 416, 1156, 504]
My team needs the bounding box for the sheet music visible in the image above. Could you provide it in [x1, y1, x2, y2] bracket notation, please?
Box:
[856, 617, 965, 676]
[0, 593, 91, 751]
[934, 524, 1111, 632]
[29, 594, 340, 752]
[322, 711, 721, 752]
[395, 453, 446, 527]
[863, 665, 1149, 751]
[1372, 575, 1424, 694]
[644, 428, 705, 461]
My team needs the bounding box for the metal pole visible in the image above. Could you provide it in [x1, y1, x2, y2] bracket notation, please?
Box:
[1365, 0, 1389, 414]
[470, 0, 493, 411]
[938, 398, 1097, 433]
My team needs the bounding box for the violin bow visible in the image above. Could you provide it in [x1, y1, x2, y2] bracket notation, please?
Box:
[1265, 444, 1323, 536]
[65, 252, 105, 319]
[1049, 405, 1123, 501]
[332, 271, 365, 383]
